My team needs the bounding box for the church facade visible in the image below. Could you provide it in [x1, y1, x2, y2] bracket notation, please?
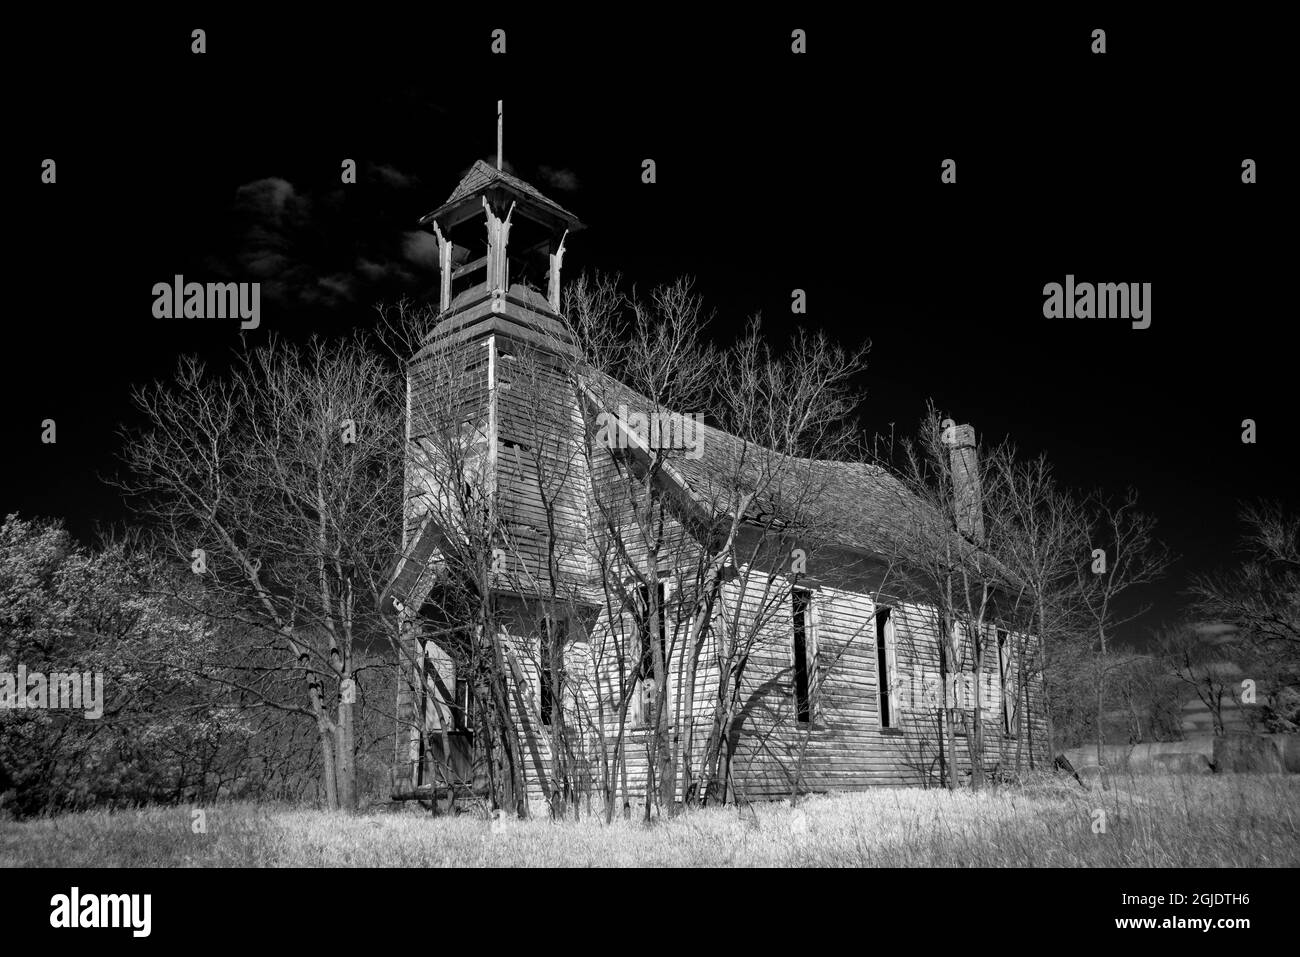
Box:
[382, 155, 1050, 812]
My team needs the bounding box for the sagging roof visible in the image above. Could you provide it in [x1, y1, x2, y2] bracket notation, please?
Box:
[579, 372, 944, 558]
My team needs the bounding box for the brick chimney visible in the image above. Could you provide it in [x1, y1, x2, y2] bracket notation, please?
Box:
[941, 421, 984, 543]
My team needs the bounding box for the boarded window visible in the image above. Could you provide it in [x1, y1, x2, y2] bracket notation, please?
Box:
[792, 589, 814, 723]
[875, 607, 899, 728]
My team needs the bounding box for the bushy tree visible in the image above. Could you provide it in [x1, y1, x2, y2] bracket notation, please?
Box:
[0, 515, 227, 815]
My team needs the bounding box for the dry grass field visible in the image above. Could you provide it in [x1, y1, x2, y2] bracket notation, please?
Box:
[2, 773, 1296, 868]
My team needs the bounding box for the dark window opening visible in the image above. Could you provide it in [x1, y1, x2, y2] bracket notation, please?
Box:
[454, 675, 473, 733]
[875, 608, 893, 729]
[637, 581, 667, 678]
[997, 628, 1013, 735]
[792, 588, 812, 723]
[938, 616, 949, 678]
[539, 617, 568, 727]
[636, 581, 667, 726]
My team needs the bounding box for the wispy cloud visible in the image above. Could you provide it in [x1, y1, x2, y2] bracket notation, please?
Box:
[218, 168, 436, 311]
[538, 165, 580, 192]
[371, 163, 419, 189]
[235, 177, 304, 224]
[402, 231, 439, 267]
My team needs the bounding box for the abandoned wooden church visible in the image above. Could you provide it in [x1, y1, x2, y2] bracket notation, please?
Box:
[383, 139, 1049, 812]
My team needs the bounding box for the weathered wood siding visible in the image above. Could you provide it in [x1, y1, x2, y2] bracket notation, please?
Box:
[493, 343, 591, 593]
[570, 563, 1050, 804]
[398, 338, 1050, 805]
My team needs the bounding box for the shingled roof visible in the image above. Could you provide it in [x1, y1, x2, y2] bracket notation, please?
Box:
[658, 414, 1011, 581]
[581, 373, 942, 559]
[420, 159, 580, 226]
[661, 420, 934, 555]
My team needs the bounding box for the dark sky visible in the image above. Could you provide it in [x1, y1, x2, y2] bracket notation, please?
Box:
[7, 13, 1292, 645]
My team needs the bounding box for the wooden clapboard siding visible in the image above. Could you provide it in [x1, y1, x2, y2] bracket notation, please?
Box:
[565, 561, 1051, 803]
[402, 550, 1050, 801]
[397, 315, 1051, 804]
[405, 338, 492, 550]
[493, 342, 592, 591]
[722, 579, 1051, 796]
[400, 526, 1051, 801]
[404, 333, 593, 596]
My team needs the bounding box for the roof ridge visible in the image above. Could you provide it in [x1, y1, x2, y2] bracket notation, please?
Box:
[442, 159, 578, 220]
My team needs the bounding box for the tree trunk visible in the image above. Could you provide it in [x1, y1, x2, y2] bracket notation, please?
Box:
[656, 695, 675, 813]
[1095, 627, 1108, 786]
[940, 654, 959, 790]
[1034, 601, 1055, 770]
[335, 697, 357, 811]
[319, 723, 339, 810]
[720, 727, 735, 804]
[1016, 659, 1029, 772]
[1095, 679, 1106, 782]
[971, 644, 985, 790]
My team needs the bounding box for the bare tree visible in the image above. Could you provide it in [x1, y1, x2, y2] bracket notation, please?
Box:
[985, 448, 1091, 770]
[494, 340, 602, 820]
[882, 409, 1016, 789]
[1157, 624, 1253, 736]
[1189, 501, 1300, 671]
[377, 299, 538, 818]
[1111, 649, 1185, 745]
[1076, 489, 1174, 782]
[564, 275, 870, 813]
[120, 335, 405, 810]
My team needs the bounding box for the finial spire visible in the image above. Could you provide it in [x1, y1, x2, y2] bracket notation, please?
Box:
[497, 100, 503, 171]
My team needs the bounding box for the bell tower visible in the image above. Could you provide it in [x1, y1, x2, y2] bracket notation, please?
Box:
[417, 103, 583, 357]
[389, 113, 592, 793]
[395, 106, 591, 611]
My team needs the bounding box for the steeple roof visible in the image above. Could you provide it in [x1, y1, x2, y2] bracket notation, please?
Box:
[420, 159, 581, 229]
